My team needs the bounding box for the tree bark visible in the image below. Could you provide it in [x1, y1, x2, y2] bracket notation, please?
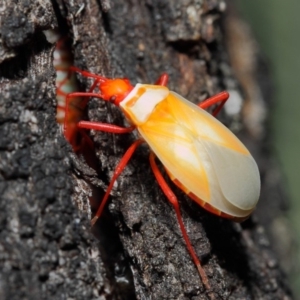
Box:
[0, 0, 293, 299]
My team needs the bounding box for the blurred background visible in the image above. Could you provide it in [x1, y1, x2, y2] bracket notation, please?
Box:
[237, 0, 300, 296]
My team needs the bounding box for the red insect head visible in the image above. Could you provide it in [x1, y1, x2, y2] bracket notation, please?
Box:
[69, 66, 134, 106]
[100, 78, 133, 105]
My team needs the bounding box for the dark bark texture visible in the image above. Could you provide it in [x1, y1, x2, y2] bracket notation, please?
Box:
[0, 0, 293, 299]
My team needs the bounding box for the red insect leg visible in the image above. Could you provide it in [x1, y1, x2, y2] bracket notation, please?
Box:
[78, 122, 135, 133]
[64, 79, 102, 134]
[149, 152, 211, 293]
[91, 139, 143, 226]
[199, 91, 229, 117]
[67, 69, 140, 223]
[155, 73, 169, 86]
[63, 76, 106, 155]
[70, 66, 108, 82]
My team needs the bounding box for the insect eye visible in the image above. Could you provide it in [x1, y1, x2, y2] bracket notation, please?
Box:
[109, 95, 117, 104]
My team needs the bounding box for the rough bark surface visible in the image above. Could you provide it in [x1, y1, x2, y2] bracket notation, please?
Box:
[0, 0, 293, 299]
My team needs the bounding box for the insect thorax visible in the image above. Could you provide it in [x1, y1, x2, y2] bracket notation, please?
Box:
[119, 84, 169, 125]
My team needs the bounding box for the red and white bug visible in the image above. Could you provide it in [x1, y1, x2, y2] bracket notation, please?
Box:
[54, 37, 90, 152]
[66, 69, 261, 291]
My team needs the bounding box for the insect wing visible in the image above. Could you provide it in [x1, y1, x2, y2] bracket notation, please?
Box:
[138, 91, 260, 217]
[200, 138, 260, 210]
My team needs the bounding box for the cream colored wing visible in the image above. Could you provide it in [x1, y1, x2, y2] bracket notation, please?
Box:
[137, 92, 260, 218]
[200, 139, 260, 211]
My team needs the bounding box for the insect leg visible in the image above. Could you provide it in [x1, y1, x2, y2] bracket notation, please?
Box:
[155, 73, 169, 86]
[65, 77, 104, 153]
[76, 122, 135, 159]
[70, 66, 108, 82]
[91, 139, 143, 225]
[64, 91, 101, 132]
[149, 152, 211, 292]
[74, 129, 94, 153]
[199, 91, 229, 117]
[78, 122, 135, 133]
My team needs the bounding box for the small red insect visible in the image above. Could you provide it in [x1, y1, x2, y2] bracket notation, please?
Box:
[66, 68, 260, 293]
[54, 38, 93, 153]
